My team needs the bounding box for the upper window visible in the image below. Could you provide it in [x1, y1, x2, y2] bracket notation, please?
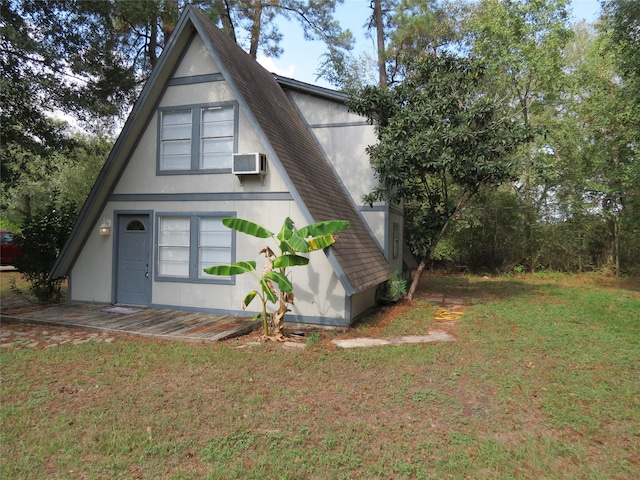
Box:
[201, 107, 234, 169]
[160, 110, 192, 171]
[158, 103, 237, 174]
[156, 213, 234, 283]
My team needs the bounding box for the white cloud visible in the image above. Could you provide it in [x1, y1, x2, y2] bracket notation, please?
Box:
[257, 56, 296, 78]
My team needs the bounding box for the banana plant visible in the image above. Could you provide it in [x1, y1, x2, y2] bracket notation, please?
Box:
[204, 217, 349, 339]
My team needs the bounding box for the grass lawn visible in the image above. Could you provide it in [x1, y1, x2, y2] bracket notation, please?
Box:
[0, 270, 26, 298]
[1, 273, 639, 479]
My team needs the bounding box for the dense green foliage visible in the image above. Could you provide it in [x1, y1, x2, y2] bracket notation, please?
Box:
[1, 135, 112, 224]
[350, 0, 639, 275]
[12, 197, 78, 302]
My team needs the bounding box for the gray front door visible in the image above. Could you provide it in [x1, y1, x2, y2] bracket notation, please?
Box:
[116, 214, 151, 306]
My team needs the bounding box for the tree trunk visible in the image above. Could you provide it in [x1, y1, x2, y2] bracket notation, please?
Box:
[162, 0, 179, 41]
[214, 0, 237, 41]
[373, 0, 387, 87]
[249, 2, 262, 60]
[149, 16, 158, 69]
[405, 199, 467, 300]
[406, 255, 427, 300]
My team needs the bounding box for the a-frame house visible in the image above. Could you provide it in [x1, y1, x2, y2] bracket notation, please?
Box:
[52, 6, 404, 326]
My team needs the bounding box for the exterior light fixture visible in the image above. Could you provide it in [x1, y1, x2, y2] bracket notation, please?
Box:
[99, 219, 111, 236]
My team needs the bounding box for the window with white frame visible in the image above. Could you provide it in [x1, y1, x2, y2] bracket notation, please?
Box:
[158, 103, 237, 173]
[157, 214, 233, 282]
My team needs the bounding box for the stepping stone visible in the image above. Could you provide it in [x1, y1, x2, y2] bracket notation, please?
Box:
[391, 331, 454, 344]
[332, 331, 454, 349]
[332, 338, 392, 348]
[423, 295, 445, 303]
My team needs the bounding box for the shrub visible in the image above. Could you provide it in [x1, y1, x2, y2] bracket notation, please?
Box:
[382, 271, 407, 302]
[13, 198, 77, 302]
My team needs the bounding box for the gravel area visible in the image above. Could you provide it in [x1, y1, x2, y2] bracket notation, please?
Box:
[0, 323, 118, 350]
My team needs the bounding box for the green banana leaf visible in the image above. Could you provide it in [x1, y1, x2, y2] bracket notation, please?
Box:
[265, 271, 293, 292]
[260, 277, 277, 303]
[306, 234, 338, 251]
[203, 261, 256, 276]
[272, 254, 309, 269]
[276, 217, 295, 242]
[222, 218, 273, 238]
[242, 290, 258, 309]
[279, 235, 309, 254]
[297, 220, 349, 238]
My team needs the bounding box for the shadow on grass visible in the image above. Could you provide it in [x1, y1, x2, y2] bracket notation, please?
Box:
[414, 271, 640, 304]
[414, 273, 547, 304]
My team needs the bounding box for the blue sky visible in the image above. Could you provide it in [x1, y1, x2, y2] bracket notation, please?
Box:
[257, 0, 603, 87]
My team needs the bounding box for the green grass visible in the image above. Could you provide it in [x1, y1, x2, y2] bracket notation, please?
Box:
[1, 274, 639, 479]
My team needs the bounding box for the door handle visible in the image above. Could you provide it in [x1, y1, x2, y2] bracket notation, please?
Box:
[145, 272, 149, 278]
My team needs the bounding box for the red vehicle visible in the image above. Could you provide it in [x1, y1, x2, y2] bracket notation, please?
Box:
[0, 230, 22, 265]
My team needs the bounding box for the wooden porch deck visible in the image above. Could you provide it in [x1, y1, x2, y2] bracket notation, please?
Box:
[0, 302, 259, 343]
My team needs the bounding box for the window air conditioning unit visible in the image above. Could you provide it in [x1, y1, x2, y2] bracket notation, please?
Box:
[232, 153, 267, 175]
[232, 153, 267, 185]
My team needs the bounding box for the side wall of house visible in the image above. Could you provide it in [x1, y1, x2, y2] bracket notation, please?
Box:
[287, 91, 403, 275]
[68, 34, 351, 325]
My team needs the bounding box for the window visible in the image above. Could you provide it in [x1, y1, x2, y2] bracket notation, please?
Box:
[157, 214, 233, 283]
[158, 103, 237, 173]
[158, 217, 191, 277]
[392, 222, 400, 260]
[127, 220, 146, 231]
[160, 110, 192, 170]
[198, 217, 232, 278]
[201, 107, 234, 169]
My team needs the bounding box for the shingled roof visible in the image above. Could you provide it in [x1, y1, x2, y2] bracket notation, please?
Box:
[52, 6, 390, 295]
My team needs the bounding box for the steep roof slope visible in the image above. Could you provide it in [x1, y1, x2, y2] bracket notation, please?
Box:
[52, 6, 390, 294]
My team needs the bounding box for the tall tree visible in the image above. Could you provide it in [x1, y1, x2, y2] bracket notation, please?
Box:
[569, 24, 639, 273]
[468, 0, 574, 271]
[348, 53, 532, 299]
[601, 0, 640, 137]
[385, 0, 469, 83]
[213, 0, 353, 61]
[0, 0, 139, 220]
[1, 134, 112, 224]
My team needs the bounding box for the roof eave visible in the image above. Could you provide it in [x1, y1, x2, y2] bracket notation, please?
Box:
[273, 74, 349, 103]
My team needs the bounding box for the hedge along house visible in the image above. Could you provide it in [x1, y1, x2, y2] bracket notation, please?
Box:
[51, 6, 404, 327]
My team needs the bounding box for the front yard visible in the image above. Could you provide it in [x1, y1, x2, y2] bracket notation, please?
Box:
[1, 273, 639, 479]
